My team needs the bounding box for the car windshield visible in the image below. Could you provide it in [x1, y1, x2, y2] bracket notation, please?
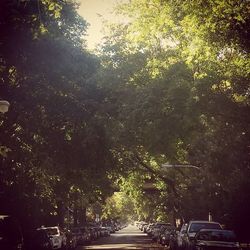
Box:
[189, 223, 221, 233]
[197, 230, 236, 242]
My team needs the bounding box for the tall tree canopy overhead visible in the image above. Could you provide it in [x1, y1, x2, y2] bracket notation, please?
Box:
[98, 0, 250, 238]
[0, 0, 117, 228]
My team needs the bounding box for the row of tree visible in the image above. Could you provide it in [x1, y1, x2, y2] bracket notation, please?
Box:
[0, 0, 117, 229]
[96, 0, 250, 240]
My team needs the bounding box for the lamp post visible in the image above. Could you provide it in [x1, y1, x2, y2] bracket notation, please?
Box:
[0, 99, 10, 114]
[161, 163, 212, 222]
[161, 163, 200, 170]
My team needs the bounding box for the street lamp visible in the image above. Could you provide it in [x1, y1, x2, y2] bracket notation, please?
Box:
[161, 163, 200, 170]
[0, 99, 10, 114]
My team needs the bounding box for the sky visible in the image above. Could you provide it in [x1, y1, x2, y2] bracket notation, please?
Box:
[77, 0, 126, 50]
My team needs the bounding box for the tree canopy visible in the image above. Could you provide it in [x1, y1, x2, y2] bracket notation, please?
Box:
[0, 0, 117, 229]
[97, 0, 250, 239]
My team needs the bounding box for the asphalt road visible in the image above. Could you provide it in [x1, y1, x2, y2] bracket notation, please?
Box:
[78, 225, 164, 250]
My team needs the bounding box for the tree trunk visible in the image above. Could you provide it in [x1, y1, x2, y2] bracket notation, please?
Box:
[73, 205, 78, 226]
[79, 206, 86, 226]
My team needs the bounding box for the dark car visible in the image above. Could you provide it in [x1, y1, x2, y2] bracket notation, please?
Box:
[24, 229, 52, 250]
[0, 215, 23, 250]
[71, 227, 91, 245]
[88, 227, 98, 241]
[181, 221, 222, 249]
[100, 227, 110, 237]
[194, 229, 240, 250]
[159, 227, 176, 247]
[169, 230, 179, 250]
[64, 230, 77, 250]
[151, 223, 172, 242]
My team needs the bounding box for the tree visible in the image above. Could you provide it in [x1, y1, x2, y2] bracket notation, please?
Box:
[0, 0, 116, 229]
[97, 0, 250, 238]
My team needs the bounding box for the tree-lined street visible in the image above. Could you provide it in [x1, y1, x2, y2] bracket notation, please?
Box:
[0, 0, 250, 249]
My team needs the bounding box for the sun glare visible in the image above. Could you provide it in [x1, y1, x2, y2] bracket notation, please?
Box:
[77, 0, 126, 50]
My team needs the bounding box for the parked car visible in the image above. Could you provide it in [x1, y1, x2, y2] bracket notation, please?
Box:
[86, 223, 102, 240]
[115, 223, 121, 231]
[88, 227, 98, 241]
[139, 222, 147, 231]
[24, 229, 52, 250]
[151, 223, 172, 242]
[37, 226, 66, 250]
[71, 227, 91, 245]
[158, 226, 176, 247]
[174, 223, 188, 249]
[180, 221, 222, 250]
[146, 223, 155, 236]
[94, 226, 102, 238]
[143, 223, 150, 233]
[64, 230, 77, 250]
[169, 231, 179, 250]
[105, 225, 115, 234]
[100, 227, 110, 237]
[0, 215, 23, 250]
[140, 223, 148, 232]
[194, 229, 240, 250]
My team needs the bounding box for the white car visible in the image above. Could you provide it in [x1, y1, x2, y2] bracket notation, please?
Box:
[38, 226, 66, 249]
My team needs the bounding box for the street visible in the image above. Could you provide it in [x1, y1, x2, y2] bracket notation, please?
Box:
[79, 225, 164, 250]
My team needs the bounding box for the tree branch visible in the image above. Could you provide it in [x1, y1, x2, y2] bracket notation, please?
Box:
[131, 153, 179, 196]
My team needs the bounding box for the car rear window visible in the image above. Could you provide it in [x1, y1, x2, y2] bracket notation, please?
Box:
[189, 223, 221, 233]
